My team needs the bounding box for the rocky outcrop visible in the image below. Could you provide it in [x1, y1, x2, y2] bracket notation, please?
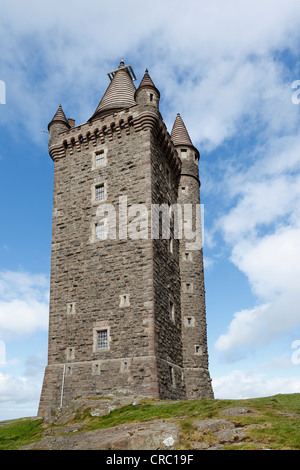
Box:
[21, 420, 179, 450]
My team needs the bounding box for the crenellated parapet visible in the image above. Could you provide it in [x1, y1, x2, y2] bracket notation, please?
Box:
[48, 105, 181, 178]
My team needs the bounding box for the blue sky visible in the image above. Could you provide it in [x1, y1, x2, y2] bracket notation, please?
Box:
[1, 0, 300, 420]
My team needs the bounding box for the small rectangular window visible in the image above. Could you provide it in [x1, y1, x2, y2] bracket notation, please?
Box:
[185, 253, 190, 260]
[97, 330, 108, 350]
[181, 187, 186, 194]
[181, 149, 187, 158]
[95, 184, 105, 201]
[96, 221, 105, 240]
[185, 316, 195, 327]
[66, 347, 75, 360]
[95, 150, 105, 167]
[186, 283, 191, 292]
[67, 302, 76, 314]
[120, 294, 130, 307]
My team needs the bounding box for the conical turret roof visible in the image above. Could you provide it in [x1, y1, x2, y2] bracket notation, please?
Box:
[171, 113, 194, 147]
[48, 104, 70, 130]
[135, 69, 160, 98]
[90, 61, 137, 120]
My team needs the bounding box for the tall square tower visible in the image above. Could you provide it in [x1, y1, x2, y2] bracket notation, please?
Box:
[38, 61, 213, 417]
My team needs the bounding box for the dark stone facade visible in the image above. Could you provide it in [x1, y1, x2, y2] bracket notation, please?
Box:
[38, 63, 213, 417]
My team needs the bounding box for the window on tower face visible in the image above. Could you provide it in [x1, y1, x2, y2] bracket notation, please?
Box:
[169, 300, 175, 322]
[181, 149, 187, 158]
[120, 294, 130, 308]
[150, 93, 153, 102]
[97, 330, 108, 350]
[95, 184, 105, 201]
[95, 220, 106, 240]
[93, 326, 110, 351]
[169, 366, 175, 386]
[95, 150, 105, 167]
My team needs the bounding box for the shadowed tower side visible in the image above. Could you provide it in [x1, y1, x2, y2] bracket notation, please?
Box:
[171, 113, 213, 399]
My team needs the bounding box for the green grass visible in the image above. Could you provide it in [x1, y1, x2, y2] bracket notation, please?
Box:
[0, 418, 44, 450]
[0, 394, 299, 450]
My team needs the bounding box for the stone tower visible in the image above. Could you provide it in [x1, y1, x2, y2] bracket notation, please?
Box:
[38, 61, 213, 417]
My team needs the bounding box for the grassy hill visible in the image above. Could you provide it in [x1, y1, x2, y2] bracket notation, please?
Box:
[0, 393, 299, 450]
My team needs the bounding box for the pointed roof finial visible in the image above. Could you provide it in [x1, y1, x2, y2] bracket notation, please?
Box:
[48, 104, 70, 130]
[89, 61, 137, 120]
[135, 68, 160, 98]
[171, 113, 194, 147]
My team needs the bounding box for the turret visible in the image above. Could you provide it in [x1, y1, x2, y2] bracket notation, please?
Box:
[48, 104, 70, 149]
[134, 69, 160, 111]
[172, 113, 212, 398]
[171, 113, 199, 182]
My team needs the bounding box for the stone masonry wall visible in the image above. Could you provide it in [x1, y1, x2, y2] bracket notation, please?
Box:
[39, 111, 161, 416]
[150, 130, 186, 399]
[39, 87, 213, 416]
[177, 146, 214, 399]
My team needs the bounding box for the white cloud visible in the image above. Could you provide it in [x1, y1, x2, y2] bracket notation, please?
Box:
[0, 371, 42, 419]
[1, 0, 300, 147]
[0, 271, 49, 340]
[214, 131, 300, 355]
[213, 369, 300, 399]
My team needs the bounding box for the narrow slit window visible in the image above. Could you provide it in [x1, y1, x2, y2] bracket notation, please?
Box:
[169, 300, 175, 322]
[169, 366, 174, 385]
[186, 283, 191, 292]
[120, 294, 130, 307]
[166, 167, 170, 184]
